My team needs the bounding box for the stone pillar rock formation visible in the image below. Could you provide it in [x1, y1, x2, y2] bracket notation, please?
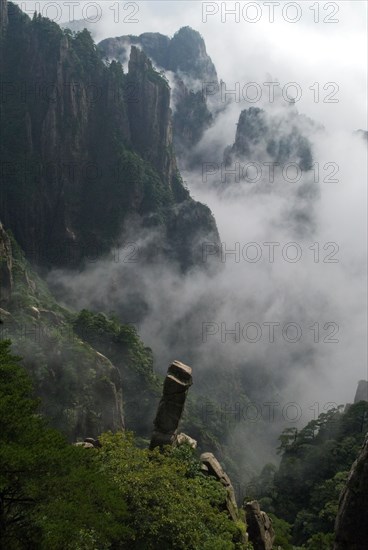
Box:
[149, 360, 192, 450]
[245, 500, 275, 550]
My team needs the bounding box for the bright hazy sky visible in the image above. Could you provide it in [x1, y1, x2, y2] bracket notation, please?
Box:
[14, 1, 367, 132]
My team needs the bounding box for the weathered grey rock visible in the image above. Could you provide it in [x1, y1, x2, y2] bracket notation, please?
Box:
[354, 380, 368, 403]
[149, 360, 192, 450]
[0, 222, 13, 305]
[74, 441, 95, 449]
[245, 500, 275, 550]
[84, 437, 102, 448]
[334, 433, 368, 550]
[200, 452, 238, 522]
[128, 46, 175, 184]
[175, 432, 197, 449]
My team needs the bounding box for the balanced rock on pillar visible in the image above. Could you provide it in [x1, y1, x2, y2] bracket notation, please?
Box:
[150, 360, 192, 450]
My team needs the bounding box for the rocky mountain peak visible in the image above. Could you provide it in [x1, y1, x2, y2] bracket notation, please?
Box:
[98, 26, 218, 87]
[168, 26, 218, 83]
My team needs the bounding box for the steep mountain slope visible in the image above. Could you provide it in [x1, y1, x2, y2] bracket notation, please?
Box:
[0, 221, 167, 441]
[0, 223, 125, 439]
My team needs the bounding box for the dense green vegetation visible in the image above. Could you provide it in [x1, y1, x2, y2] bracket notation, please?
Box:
[1, 232, 154, 440]
[247, 401, 368, 548]
[73, 308, 161, 439]
[0, 339, 130, 549]
[1, 6, 365, 549]
[0, 340, 248, 549]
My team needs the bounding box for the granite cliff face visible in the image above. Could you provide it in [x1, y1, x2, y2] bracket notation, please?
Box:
[98, 27, 218, 158]
[0, 4, 219, 269]
[334, 434, 368, 550]
[0, 223, 12, 305]
[127, 46, 174, 183]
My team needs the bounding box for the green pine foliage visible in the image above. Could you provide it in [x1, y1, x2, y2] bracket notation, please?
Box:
[0, 341, 246, 549]
[0, 340, 130, 549]
[248, 401, 368, 547]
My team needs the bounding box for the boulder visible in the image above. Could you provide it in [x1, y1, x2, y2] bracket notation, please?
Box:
[175, 432, 197, 449]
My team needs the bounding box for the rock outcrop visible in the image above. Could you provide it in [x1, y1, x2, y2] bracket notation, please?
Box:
[74, 437, 102, 449]
[150, 360, 192, 449]
[244, 500, 275, 550]
[0, 222, 13, 305]
[334, 433, 368, 550]
[354, 380, 368, 403]
[200, 451, 238, 522]
[175, 432, 197, 448]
